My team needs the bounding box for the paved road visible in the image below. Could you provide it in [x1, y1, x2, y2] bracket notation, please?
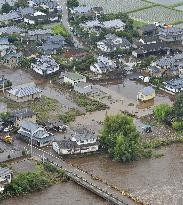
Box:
[25, 146, 137, 205]
[57, 0, 83, 48]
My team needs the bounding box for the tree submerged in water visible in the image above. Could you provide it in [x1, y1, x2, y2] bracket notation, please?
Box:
[100, 113, 149, 162]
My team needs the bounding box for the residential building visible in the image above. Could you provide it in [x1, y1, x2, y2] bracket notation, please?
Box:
[24, 29, 52, 41]
[137, 86, 155, 101]
[52, 129, 98, 155]
[102, 19, 125, 31]
[63, 72, 86, 85]
[132, 42, 168, 58]
[0, 44, 22, 66]
[0, 26, 25, 35]
[163, 78, 183, 93]
[6, 82, 42, 102]
[24, 11, 60, 25]
[159, 27, 183, 42]
[97, 33, 131, 52]
[80, 19, 125, 33]
[0, 103, 7, 113]
[18, 7, 34, 17]
[152, 54, 183, 77]
[138, 24, 158, 36]
[0, 11, 22, 23]
[90, 55, 117, 74]
[0, 0, 16, 9]
[28, 0, 59, 11]
[0, 37, 9, 45]
[10, 108, 36, 128]
[71, 6, 91, 15]
[40, 35, 65, 54]
[138, 35, 159, 45]
[74, 82, 93, 94]
[18, 121, 54, 147]
[0, 167, 12, 193]
[31, 55, 60, 75]
[146, 66, 162, 77]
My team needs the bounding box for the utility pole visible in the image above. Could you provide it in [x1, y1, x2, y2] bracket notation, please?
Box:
[30, 131, 33, 157]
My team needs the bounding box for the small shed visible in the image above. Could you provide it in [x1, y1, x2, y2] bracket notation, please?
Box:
[63, 72, 86, 85]
[137, 86, 155, 101]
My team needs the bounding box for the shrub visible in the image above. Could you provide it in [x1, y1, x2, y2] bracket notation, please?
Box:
[153, 103, 172, 122]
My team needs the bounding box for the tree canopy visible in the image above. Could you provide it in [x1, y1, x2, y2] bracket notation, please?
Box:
[153, 103, 172, 122]
[1, 3, 12, 13]
[174, 93, 183, 119]
[100, 114, 146, 162]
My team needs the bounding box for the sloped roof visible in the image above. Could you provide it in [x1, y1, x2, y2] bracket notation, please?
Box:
[141, 86, 155, 96]
[7, 83, 42, 97]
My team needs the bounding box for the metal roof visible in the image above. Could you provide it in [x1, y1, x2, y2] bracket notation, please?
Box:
[141, 86, 155, 96]
[0, 167, 12, 176]
[64, 72, 86, 81]
[7, 83, 42, 98]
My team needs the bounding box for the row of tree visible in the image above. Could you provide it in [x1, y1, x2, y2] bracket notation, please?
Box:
[153, 93, 183, 130]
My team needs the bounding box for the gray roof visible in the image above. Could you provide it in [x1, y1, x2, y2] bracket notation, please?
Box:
[140, 24, 157, 33]
[72, 6, 91, 13]
[0, 37, 9, 45]
[11, 108, 36, 119]
[18, 7, 34, 16]
[73, 128, 97, 142]
[7, 83, 42, 98]
[164, 78, 183, 89]
[159, 27, 183, 35]
[28, 29, 52, 36]
[64, 72, 86, 81]
[19, 121, 54, 142]
[0, 167, 12, 176]
[0, 26, 25, 34]
[0, 11, 21, 22]
[102, 19, 125, 29]
[141, 86, 155, 96]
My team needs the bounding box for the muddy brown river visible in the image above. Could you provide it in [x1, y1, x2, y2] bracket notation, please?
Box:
[2, 144, 183, 205]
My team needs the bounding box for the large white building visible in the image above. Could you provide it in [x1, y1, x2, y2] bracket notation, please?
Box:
[52, 129, 98, 155]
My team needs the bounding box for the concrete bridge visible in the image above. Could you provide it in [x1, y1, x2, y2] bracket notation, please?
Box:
[27, 146, 139, 205]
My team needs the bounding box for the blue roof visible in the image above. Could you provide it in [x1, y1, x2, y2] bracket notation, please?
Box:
[142, 86, 155, 96]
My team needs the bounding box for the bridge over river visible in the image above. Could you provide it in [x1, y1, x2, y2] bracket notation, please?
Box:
[25, 146, 140, 205]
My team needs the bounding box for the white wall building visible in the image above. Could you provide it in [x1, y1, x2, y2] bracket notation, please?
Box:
[63, 72, 86, 85]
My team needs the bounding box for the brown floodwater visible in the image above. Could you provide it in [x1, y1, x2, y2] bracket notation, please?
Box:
[0, 182, 107, 205]
[67, 144, 183, 205]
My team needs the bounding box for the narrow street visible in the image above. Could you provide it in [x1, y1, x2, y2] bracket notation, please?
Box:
[57, 0, 83, 48]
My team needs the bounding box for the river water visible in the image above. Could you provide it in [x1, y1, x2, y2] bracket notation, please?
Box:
[2, 144, 183, 205]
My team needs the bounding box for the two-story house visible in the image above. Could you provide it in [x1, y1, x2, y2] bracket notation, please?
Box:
[18, 121, 54, 147]
[31, 55, 60, 75]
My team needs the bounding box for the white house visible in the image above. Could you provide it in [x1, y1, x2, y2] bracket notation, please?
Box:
[31, 55, 59, 75]
[0, 167, 12, 193]
[163, 78, 183, 93]
[63, 72, 86, 85]
[52, 129, 98, 155]
[18, 121, 54, 147]
[90, 56, 117, 74]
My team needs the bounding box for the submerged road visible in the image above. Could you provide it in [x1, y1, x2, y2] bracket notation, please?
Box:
[25, 146, 138, 205]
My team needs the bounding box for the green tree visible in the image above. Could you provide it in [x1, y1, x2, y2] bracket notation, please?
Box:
[52, 24, 70, 37]
[67, 0, 79, 8]
[100, 114, 146, 162]
[153, 103, 172, 122]
[1, 3, 12, 13]
[174, 93, 183, 119]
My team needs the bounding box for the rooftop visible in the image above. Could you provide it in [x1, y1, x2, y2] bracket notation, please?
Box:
[7, 83, 42, 98]
[140, 86, 155, 96]
[64, 72, 86, 81]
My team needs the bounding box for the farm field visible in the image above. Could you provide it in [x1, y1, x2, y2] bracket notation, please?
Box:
[149, 0, 183, 6]
[78, 0, 153, 13]
[78, 0, 183, 24]
[129, 6, 183, 24]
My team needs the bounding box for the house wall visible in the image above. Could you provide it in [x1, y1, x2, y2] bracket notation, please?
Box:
[6, 92, 41, 102]
[138, 92, 155, 101]
[0, 173, 11, 184]
[24, 18, 35, 24]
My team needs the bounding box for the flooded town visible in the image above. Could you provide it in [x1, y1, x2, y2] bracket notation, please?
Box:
[0, 0, 183, 205]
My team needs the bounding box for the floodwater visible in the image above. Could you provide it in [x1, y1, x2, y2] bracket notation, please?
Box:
[0, 182, 107, 205]
[67, 144, 183, 205]
[106, 79, 173, 109]
[2, 144, 183, 205]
